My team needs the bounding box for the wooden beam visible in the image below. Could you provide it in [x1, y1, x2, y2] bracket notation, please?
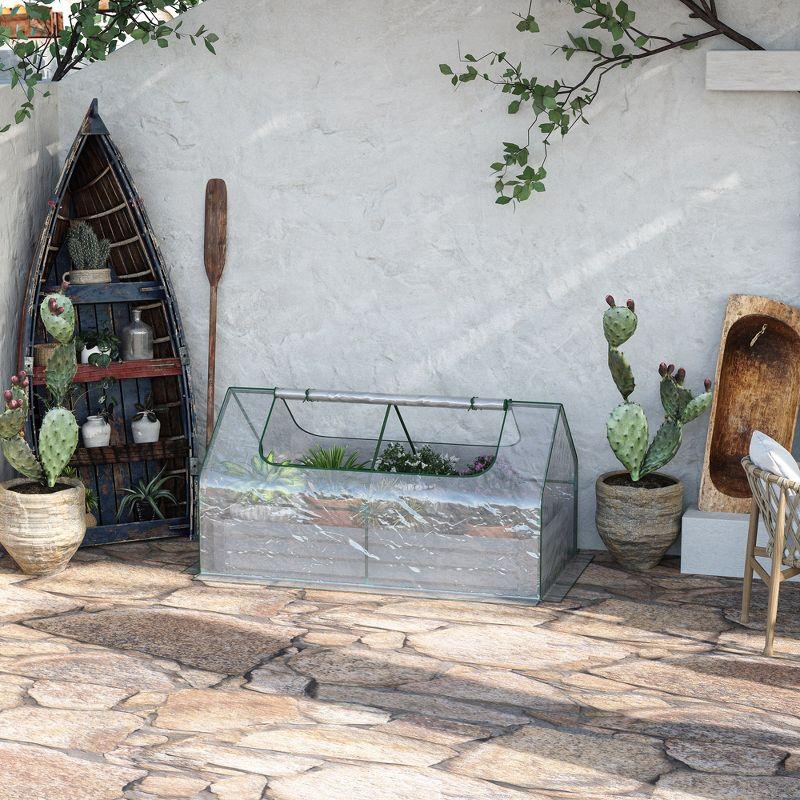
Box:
[33, 358, 183, 386]
[706, 51, 800, 91]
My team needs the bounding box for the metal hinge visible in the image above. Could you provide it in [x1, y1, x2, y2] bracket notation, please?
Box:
[24, 356, 34, 373]
[179, 346, 190, 366]
[189, 457, 200, 476]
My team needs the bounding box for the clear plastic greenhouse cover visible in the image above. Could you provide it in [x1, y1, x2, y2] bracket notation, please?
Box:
[199, 388, 578, 603]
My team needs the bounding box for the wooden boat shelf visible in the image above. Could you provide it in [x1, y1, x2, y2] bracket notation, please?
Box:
[70, 438, 189, 467]
[33, 358, 183, 386]
[17, 99, 197, 546]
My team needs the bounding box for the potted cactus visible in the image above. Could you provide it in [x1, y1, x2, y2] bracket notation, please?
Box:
[65, 221, 111, 284]
[596, 296, 713, 571]
[0, 286, 86, 576]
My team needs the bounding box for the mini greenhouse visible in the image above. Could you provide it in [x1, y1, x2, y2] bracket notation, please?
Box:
[199, 388, 578, 603]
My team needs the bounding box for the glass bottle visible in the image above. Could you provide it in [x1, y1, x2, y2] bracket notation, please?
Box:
[121, 308, 153, 361]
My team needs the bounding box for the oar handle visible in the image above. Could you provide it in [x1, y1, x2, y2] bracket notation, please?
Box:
[206, 283, 218, 446]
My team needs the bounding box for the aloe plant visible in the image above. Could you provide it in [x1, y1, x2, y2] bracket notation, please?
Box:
[117, 467, 178, 521]
[300, 445, 370, 471]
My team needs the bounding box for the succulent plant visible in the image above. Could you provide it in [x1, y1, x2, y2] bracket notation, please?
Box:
[67, 222, 111, 271]
[0, 289, 80, 487]
[603, 295, 713, 482]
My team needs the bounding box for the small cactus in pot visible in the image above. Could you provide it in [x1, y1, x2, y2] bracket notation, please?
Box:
[596, 296, 713, 571]
[64, 222, 111, 285]
[0, 286, 86, 576]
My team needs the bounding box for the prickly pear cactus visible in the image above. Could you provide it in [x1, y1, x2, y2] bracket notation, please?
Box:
[45, 343, 77, 406]
[38, 407, 79, 487]
[641, 420, 683, 477]
[40, 293, 76, 344]
[1, 436, 44, 481]
[603, 296, 714, 481]
[603, 296, 637, 347]
[606, 402, 649, 482]
[680, 390, 713, 424]
[608, 347, 634, 400]
[67, 221, 111, 271]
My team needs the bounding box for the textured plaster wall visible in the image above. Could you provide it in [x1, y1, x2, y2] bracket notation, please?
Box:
[0, 88, 58, 479]
[57, 0, 800, 548]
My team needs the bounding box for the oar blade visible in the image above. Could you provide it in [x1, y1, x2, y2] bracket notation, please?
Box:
[204, 178, 227, 285]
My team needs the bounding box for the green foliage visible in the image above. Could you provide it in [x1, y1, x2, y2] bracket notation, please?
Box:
[0, 2, 218, 132]
[222, 452, 304, 504]
[67, 222, 110, 271]
[376, 443, 458, 476]
[441, 1, 763, 205]
[300, 444, 370, 471]
[117, 466, 178, 521]
[603, 295, 712, 482]
[76, 327, 120, 368]
[133, 392, 157, 423]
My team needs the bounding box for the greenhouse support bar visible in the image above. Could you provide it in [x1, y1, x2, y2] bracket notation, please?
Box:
[274, 388, 509, 411]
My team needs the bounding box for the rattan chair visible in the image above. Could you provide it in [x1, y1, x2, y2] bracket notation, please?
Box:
[741, 457, 800, 656]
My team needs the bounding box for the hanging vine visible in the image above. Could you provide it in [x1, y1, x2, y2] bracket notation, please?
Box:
[440, 0, 765, 205]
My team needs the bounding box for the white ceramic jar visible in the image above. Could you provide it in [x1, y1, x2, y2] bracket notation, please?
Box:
[82, 416, 111, 448]
[131, 416, 160, 444]
[81, 345, 100, 365]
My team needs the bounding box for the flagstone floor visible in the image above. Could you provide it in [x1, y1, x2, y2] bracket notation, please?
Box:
[0, 540, 798, 800]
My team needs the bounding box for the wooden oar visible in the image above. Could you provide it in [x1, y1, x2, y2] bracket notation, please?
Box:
[204, 178, 228, 446]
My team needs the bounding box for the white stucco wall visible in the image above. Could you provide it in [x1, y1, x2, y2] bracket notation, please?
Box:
[0, 88, 58, 479]
[56, 0, 800, 548]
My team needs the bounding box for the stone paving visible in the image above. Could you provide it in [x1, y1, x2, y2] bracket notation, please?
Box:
[0, 540, 799, 799]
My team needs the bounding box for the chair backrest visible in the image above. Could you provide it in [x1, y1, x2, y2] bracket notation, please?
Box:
[742, 457, 800, 565]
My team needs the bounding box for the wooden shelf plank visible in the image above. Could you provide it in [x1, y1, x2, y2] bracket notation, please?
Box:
[33, 358, 182, 385]
[706, 52, 800, 92]
[57, 281, 167, 305]
[83, 517, 190, 547]
[70, 438, 189, 466]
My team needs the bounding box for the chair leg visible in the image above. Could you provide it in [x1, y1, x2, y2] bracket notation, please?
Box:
[764, 491, 786, 657]
[741, 499, 759, 624]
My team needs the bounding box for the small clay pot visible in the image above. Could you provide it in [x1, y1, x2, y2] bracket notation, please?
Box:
[595, 470, 684, 571]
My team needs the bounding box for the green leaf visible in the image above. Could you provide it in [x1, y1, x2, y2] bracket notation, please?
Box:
[495, 196, 512, 205]
[588, 37, 603, 53]
[508, 100, 520, 114]
[439, 63, 453, 75]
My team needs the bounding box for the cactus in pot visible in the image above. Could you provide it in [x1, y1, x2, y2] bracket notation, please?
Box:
[596, 295, 713, 571]
[65, 222, 111, 284]
[0, 286, 86, 576]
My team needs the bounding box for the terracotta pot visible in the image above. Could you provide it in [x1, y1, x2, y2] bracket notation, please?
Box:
[595, 471, 684, 571]
[63, 268, 111, 285]
[33, 343, 58, 368]
[0, 478, 86, 576]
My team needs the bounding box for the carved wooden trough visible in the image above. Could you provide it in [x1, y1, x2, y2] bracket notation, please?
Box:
[699, 295, 800, 514]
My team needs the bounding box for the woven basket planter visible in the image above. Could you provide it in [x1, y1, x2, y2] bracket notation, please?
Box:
[0, 478, 86, 576]
[64, 268, 111, 285]
[595, 471, 684, 571]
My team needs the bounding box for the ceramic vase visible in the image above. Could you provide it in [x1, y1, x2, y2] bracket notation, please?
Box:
[82, 415, 111, 448]
[131, 416, 160, 444]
